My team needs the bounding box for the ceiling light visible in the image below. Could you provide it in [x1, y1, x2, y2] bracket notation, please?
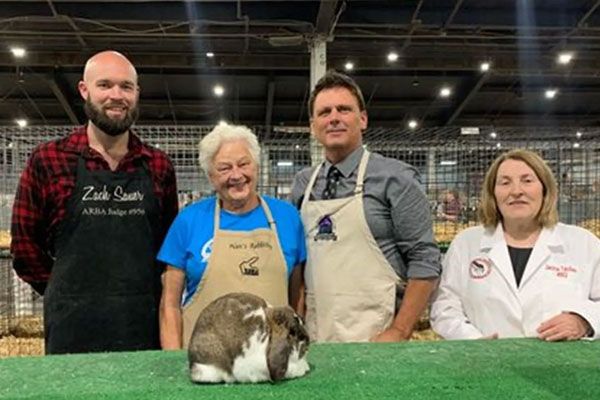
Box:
[557, 52, 573, 65]
[213, 85, 225, 97]
[496, 142, 502, 148]
[206, 52, 215, 58]
[544, 89, 557, 99]
[10, 47, 26, 58]
[480, 62, 491, 72]
[408, 119, 418, 129]
[387, 52, 399, 62]
[576, 131, 582, 138]
[439, 87, 452, 98]
[460, 127, 479, 135]
[440, 160, 457, 166]
[573, 142, 580, 149]
[490, 131, 497, 139]
[15, 118, 27, 128]
[344, 61, 354, 71]
[277, 160, 294, 167]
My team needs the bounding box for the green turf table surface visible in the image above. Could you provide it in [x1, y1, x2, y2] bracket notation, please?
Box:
[1, 339, 599, 400]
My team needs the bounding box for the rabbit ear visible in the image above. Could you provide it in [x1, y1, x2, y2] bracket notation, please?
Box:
[266, 309, 293, 382]
[266, 334, 291, 381]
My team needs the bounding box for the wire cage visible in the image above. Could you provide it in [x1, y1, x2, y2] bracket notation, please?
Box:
[0, 125, 599, 356]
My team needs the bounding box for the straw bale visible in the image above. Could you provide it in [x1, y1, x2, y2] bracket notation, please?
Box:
[0, 336, 44, 358]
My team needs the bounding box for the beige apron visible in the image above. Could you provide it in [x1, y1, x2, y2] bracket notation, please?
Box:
[181, 196, 288, 347]
[301, 150, 400, 342]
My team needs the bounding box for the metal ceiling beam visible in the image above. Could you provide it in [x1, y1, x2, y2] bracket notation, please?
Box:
[577, 0, 600, 28]
[443, 0, 464, 31]
[478, 85, 600, 94]
[45, 74, 79, 124]
[0, 96, 440, 110]
[455, 113, 600, 124]
[399, 0, 423, 53]
[314, 0, 341, 36]
[163, 77, 177, 125]
[264, 78, 275, 132]
[4, 24, 600, 42]
[4, 52, 600, 77]
[45, 0, 88, 48]
[445, 72, 489, 126]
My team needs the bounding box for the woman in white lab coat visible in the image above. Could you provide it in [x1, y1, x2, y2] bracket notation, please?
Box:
[431, 149, 599, 341]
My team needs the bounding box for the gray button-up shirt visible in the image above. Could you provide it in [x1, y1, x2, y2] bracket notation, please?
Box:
[291, 146, 441, 281]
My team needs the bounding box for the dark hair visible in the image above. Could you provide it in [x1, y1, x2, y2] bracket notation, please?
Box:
[308, 70, 366, 118]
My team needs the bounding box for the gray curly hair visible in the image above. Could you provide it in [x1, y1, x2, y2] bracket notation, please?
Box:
[198, 122, 261, 175]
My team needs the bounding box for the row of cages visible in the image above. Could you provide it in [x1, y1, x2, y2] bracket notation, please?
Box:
[1, 125, 599, 349]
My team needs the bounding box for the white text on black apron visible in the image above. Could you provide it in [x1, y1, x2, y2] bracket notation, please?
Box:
[81, 185, 146, 217]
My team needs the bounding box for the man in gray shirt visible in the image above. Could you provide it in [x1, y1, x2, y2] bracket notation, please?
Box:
[291, 70, 441, 342]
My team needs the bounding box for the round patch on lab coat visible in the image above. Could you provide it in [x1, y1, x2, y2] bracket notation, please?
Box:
[469, 257, 492, 280]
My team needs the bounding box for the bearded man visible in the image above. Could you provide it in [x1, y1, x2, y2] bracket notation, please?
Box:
[11, 50, 178, 354]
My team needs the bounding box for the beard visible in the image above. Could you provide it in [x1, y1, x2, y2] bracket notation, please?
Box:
[84, 97, 139, 137]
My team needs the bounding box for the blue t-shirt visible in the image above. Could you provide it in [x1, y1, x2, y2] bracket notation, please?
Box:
[157, 196, 306, 305]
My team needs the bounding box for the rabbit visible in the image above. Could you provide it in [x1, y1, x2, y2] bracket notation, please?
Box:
[188, 292, 310, 383]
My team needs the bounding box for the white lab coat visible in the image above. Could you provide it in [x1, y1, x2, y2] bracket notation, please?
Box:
[430, 222, 600, 340]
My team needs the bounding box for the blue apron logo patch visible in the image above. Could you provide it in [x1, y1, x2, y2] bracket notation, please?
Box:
[239, 256, 259, 276]
[314, 215, 337, 241]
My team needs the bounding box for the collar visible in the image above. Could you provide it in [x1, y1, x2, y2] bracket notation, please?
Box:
[322, 146, 364, 178]
[480, 223, 565, 251]
[62, 124, 153, 160]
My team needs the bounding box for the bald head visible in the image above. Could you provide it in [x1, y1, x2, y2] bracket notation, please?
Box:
[79, 50, 140, 136]
[83, 51, 138, 84]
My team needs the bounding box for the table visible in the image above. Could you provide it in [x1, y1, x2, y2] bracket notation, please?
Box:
[1, 339, 598, 400]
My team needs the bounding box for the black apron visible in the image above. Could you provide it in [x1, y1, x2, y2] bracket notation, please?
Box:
[44, 154, 162, 354]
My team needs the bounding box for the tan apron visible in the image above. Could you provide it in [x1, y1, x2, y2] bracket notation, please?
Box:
[181, 196, 288, 347]
[301, 150, 400, 342]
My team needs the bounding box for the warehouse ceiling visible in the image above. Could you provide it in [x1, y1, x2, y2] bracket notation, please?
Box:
[2, 0, 600, 131]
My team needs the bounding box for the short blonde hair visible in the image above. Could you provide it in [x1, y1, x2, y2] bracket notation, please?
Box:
[478, 149, 559, 229]
[198, 122, 261, 175]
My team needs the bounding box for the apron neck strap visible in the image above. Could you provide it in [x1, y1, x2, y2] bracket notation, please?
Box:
[354, 149, 370, 194]
[301, 149, 370, 208]
[213, 195, 274, 236]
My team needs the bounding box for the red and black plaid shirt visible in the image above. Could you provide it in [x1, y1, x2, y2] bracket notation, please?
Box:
[10, 126, 179, 291]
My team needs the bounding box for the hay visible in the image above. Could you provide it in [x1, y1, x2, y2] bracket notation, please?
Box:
[411, 329, 441, 341]
[11, 316, 44, 337]
[0, 336, 44, 358]
[0, 316, 43, 338]
[0, 229, 10, 248]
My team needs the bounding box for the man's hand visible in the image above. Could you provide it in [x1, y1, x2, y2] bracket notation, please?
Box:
[370, 326, 411, 342]
[371, 278, 437, 343]
[537, 312, 591, 342]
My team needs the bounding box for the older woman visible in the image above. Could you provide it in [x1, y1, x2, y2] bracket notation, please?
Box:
[431, 149, 599, 341]
[158, 123, 306, 349]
